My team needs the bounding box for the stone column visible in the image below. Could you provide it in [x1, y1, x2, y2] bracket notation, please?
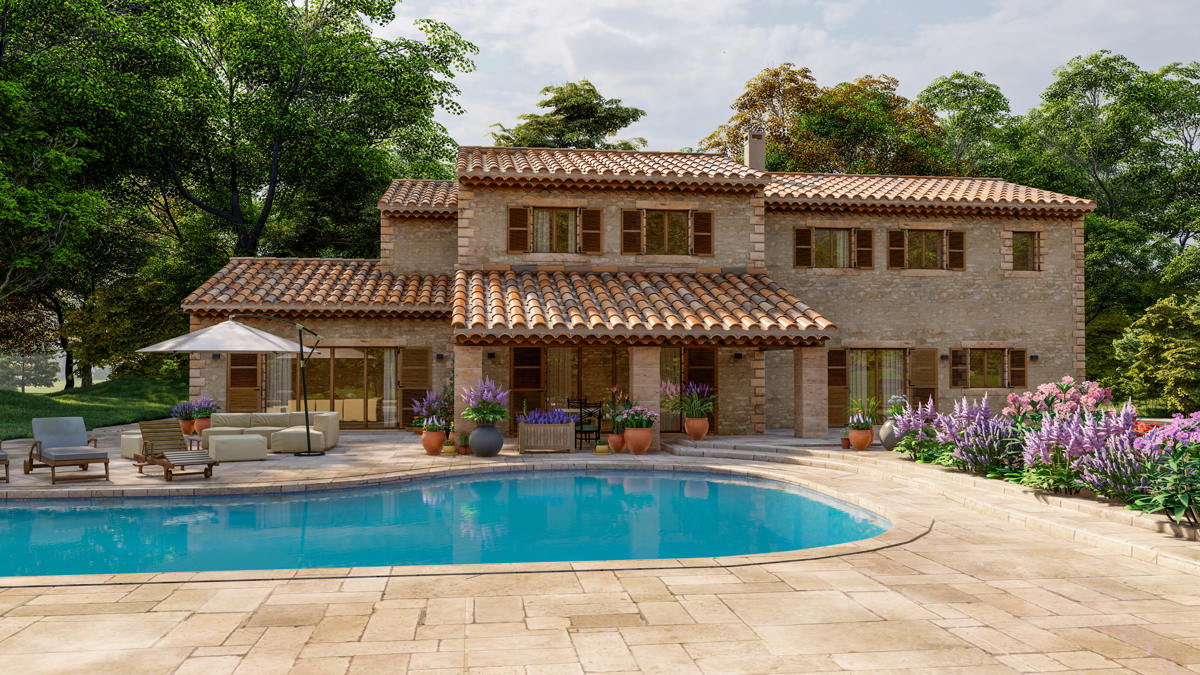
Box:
[453, 345, 484, 439]
[793, 345, 829, 439]
[629, 346, 662, 451]
[751, 348, 766, 434]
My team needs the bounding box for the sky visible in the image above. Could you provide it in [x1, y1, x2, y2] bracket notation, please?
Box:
[377, 0, 1199, 152]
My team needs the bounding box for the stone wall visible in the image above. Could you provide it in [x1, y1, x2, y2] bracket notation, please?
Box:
[187, 315, 453, 408]
[715, 347, 755, 435]
[380, 216, 457, 274]
[763, 212, 1083, 413]
[456, 187, 761, 271]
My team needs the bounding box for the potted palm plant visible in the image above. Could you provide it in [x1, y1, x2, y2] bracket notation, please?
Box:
[661, 381, 716, 441]
[601, 387, 632, 453]
[461, 377, 510, 457]
[616, 406, 659, 454]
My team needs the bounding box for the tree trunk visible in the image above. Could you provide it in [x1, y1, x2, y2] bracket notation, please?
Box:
[61, 342, 74, 390]
[79, 364, 93, 387]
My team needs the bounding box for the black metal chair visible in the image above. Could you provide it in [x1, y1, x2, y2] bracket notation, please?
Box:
[569, 398, 601, 452]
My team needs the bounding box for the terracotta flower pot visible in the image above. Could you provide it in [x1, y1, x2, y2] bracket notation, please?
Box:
[193, 417, 211, 434]
[422, 431, 446, 455]
[840, 437, 851, 449]
[607, 433, 626, 453]
[178, 419, 195, 436]
[624, 428, 653, 454]
[458, 445, 473, 455]
[684, 417, 709, 441]
[848, 428, 874, 451]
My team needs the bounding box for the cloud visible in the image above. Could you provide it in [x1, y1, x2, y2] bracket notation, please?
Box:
[375, 0, 1196, 152]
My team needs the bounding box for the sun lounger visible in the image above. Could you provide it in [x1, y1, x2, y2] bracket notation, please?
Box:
[0, 443, 9, 483]
[24, 417, 110, 484]
[135, 419, 219, 481]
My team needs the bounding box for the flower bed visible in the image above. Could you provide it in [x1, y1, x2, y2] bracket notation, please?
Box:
[891, 376, 1200, 529]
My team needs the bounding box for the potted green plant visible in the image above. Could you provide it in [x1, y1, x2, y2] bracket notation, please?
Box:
[192, 397, 220, 434]
[461, 377, 510, 457]
[840, 427, 851, 449]
[601, 387, 632, 452]
[457, 431, 471, 455]
[615, 405, 659, 454]
[413, 389, 455, 455]
[171, 401, 197, 436]
[846, 397, 879, 451]
[661, 380, 716, 441]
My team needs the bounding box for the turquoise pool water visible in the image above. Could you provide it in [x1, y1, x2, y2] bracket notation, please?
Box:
[0, 470, 889, 576]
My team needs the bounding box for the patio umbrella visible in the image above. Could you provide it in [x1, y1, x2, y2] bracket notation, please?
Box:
[138, 317, 325, 456]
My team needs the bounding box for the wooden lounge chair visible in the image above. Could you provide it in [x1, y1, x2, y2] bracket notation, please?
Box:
[0, 442, 9, 483]
[135, 419, 219, 481]
[25, 417, 110, 484]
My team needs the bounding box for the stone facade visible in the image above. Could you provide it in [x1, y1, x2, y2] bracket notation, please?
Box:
[380, 215, 457, 274]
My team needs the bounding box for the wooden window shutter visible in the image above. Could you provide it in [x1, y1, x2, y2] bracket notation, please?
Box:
[908, 348, 938, 389]
[399, 347, 432, 390]
[794, 228, 812, 268]
[1009, 348, 1027, 388]
[948, 230, 965, 270]
[507, 207, 530, 253]
[579, 208, 603, 254]
[887, 230, 906, 269]
[691, 211, 714, 256]
[827, 349, 849, 427]
[854, 229, 874, 269]
[950, 349, 968, 388]
[621, 209, 643, 254]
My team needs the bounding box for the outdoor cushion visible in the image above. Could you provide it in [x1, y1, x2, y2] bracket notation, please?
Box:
[244, 426, 285, 447]
[209, 434, 268, 462]
[251, 412, 293, 427]
[120, 432, 142, 460]
[270, 427, 325, 453]
[200, 427, 243, 449]
[0, 448, 8, 460]
[288, 411, 313, 427]
[311, 412, 340, 449]
[211, 413, 252, 427]
[39, 446, 108, 462]
[31, 417, 89, 449]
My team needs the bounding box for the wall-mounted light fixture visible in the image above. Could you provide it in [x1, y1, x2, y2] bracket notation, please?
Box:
[733, 352, 744, 360]
[486, 352, 496, 360]
[212, 353, 222, 360]
[435, 353, 445, 361]
[1029, 354, 1039, 361]
[939, 354, 949, 361]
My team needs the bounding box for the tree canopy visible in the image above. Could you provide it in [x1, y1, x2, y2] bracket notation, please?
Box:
[490, 80, 647, 150]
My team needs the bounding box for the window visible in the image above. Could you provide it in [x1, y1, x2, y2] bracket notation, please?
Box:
[532, 208, 575, 253]
[1012, 231, 1038, 271]
[907, 230, 942, 269]
[887, 229, 965, 270]
[620, 210, 714, 256]
[793, 228, 873, 268]
[949, 348, 1027, 388]
[645, 210, 689, 255]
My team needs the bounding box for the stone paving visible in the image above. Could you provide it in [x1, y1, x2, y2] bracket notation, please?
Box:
[1, 428, 1200, 673]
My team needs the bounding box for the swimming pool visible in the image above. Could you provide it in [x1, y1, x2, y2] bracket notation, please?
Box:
[0, 470, 889, 576]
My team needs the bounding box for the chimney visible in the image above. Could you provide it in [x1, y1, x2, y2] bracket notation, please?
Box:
[743, 131, 766, 172]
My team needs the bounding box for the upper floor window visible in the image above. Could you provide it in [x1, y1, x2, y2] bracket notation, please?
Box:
[950, 347, 1027, 388]
[1011, 231, 1039, 271]
[794, 228, 873, 269]
[887, 229, 965, 271]
[621, 210, 713, 256]
[508, 207, 603, 254]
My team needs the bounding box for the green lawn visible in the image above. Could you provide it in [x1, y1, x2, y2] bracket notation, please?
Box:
[0, 376, 187, 441]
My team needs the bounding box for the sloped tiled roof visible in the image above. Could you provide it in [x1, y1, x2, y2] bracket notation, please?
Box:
[451, 270, 833, 345]
[378, 179, 458, 215]
[766, 173, 1095, 211]
[456, 147, 766, 190]
[183, 258, 452, 316]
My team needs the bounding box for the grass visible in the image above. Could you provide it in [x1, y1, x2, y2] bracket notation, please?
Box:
[0, 376, 187, 441]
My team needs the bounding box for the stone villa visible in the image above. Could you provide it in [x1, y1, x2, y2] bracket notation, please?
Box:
[183, 133, 1094, 449]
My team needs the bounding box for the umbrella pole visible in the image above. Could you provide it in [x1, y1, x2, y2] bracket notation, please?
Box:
[294, 324, 323, 457]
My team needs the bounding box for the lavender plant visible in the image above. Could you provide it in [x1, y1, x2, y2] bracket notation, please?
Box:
[413, 388, 455, 428]
[660, 381, 716, 418]
[516, 408, 578, 425]
[192, 396, 220, 418]
[421, 416, 450, 432]
[935, 395, 1021, 475]
[460, 377, 510, 425]
[891, 397, 948, 462]
[170, 401, 197, 420]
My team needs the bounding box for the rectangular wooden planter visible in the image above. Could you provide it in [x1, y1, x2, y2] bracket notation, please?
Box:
[518, 422, 575, 453]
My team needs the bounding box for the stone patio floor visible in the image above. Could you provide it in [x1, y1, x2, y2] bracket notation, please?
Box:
[1, 427, 1199, 673]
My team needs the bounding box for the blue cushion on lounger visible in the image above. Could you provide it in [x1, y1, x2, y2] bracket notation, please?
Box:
[31, 417, 89, 449]
[38, 447, 107, 462]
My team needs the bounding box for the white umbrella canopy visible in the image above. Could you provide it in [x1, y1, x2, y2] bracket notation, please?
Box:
[138, 319, 302, 354]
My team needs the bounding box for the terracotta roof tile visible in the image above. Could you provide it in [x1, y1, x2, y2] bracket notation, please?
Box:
[457, 147, 766, 186]
[378, 179, 458, 211]
[451, 270, 833, 344]
[766, 173, 1095, 210]
[184, 258, 451, 316]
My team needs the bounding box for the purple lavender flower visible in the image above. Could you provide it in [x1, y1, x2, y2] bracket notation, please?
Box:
[516, 408, 578, 425]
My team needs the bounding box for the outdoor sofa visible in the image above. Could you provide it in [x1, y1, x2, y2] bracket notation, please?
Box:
[198, 412, 340, 452]
[24, 417, 110, 484]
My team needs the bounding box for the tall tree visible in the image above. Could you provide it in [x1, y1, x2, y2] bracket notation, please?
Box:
[0, 352, 58, 392]
[94, 0, 476, 256]
[490, 80, 647, 150]
[916, 71, 1011, 167]
[702, 66, 952, 174]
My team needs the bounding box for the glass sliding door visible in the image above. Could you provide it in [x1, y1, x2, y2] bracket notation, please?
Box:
[334, 349, 366, 425]
[294, 346, 397, 429]
[847, 348, 906, 415]
[659, 347, 682, 433]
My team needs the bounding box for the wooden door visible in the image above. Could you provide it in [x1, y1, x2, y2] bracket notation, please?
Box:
[908, 348, 938, 410]
[397, 347, 432, 429]
[227, 353, 262, 413]
[684, 347, 717, 433]
[827, 349, 848, 427]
